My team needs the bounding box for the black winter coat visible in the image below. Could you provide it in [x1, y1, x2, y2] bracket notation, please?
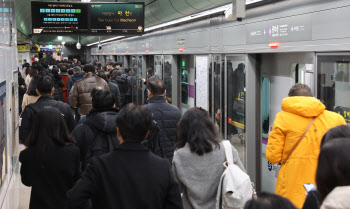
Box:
[66, 142, 183, 209]
[19, 144, 81, 209]
[53, 75, 65, 102]
[108, 82, 121, 109]
[145, 96, 182, 162]
[71, 108, 119, 171]
[18, 75, 27, 114]
[19, 96, 75, 143]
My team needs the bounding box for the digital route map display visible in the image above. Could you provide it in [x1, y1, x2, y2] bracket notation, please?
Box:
[31, 2, 145, 36]
[31, 2, 89, 35]
[90, 3, 144, 35]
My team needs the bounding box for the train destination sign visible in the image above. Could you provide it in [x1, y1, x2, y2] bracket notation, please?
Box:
[90, 3, 144, 35]
[31, 2, 145, 36]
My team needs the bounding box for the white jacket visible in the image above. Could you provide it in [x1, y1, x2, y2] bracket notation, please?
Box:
[320, 186, 350, 209]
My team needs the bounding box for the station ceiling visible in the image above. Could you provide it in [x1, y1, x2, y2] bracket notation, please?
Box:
[15, 0, 232, 46]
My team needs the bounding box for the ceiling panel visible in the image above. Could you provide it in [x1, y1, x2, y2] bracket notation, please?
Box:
[15, 0, 232, 45]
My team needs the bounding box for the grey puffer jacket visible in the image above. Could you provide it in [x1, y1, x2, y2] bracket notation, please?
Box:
[173, 142, 245, 209]
[145, 96, 181, 162]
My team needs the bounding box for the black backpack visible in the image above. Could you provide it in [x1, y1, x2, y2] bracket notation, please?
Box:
[83, 122, 119, 169]
[143, 120, 164, 157]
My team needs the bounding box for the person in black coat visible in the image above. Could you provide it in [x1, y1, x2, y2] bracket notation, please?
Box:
[19, 76, 75, 143]
[19, 107, 81, 209]
[18, 70, 27, 114]
[66, 103, 183, 209]
[52, 68, 65, 101]
[72, 89, 119, 171]
[145, 77, 182, 162]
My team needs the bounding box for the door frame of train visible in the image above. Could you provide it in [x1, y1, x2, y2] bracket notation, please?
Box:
[224, 54, 260, 189]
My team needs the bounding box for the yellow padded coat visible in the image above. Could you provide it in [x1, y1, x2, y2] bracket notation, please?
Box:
[266, 97, 346, 209]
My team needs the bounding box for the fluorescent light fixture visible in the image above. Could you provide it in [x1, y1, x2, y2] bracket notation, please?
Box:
[61, 42, 65, 45]
[145, 0, 265, 32]
[87, 36, 125, 46]
[57, 36, 62, 40]
[81, 0, 91, 2]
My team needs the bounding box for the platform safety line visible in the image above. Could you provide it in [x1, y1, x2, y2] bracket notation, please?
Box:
[230, 121, 245, 130]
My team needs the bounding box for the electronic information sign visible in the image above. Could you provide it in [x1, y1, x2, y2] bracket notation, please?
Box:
[31, 2, 145, 36]
[31, 2, 89, 35]
[90, 3, 144, 35]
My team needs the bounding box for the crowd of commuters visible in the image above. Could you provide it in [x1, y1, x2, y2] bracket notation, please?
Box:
[17, 58, 350, 209]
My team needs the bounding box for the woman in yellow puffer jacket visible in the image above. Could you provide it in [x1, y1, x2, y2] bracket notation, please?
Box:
[266, 84, 346, 209]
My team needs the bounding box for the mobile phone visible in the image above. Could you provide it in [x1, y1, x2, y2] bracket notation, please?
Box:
[303, 183, 316, 192]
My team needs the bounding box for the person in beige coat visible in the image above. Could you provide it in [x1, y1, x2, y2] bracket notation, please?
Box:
[22, 75, 40, 111]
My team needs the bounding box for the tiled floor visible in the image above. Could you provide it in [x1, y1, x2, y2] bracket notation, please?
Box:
[17, 145, 30, 209]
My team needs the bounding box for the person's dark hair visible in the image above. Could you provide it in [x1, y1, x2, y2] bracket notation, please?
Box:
[23, 63, 30, 69]
[28, 67, 37, 77]
[102, 65, 107, 71]
[147, 77, 166, 96]
[97, 63, 102, 68]
[321, 125, 350, 148]
[316, 138, 350, 201]
[83, 64, 96, 73]
[60, 66, 68, 73]
[244, 192, 296, 209]
[42, 61, 48, 68]
[25, 107, 74, 159]
[147, 68, 154, 77]
[92, 90, 115, 109]
[111, 70, 121, 80]
[288, 83, 313, 97]
[36, 75, 54, 95]
[32, 65, 43, 73]
[26, 75, 40, 96]
[97, 71, 109, 84]
[124, 68, 131, 73]
[68, 69, 73, 76]
[175, 107, 220, 155]
[24, 66, 31, 76]
[116, 103, 152, 142]
[113, 62, 122, 68]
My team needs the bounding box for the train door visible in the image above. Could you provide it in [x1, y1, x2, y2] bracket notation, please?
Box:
[259, 53, 315, 193]
[317, 53, 350, 124]
[225, 55, 247, 167]
[209, 55, 225, 138]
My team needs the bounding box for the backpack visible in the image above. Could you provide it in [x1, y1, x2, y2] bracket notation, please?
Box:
[143, 120, 164, 157]
[117, 76, 129, 94]
[83, 122, 118, 169]
[216, 140, 254, 209]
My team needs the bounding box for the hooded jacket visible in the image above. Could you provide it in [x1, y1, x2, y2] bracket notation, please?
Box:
[71, 108, 119, 170]
[69, 74, 109, 115]
[266, 97, 346, 208]
[320, 186, 350, 209]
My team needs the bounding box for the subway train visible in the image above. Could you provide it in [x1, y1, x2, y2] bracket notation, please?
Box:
[86, 0, 350, 193]
[1, 0, 350, 207]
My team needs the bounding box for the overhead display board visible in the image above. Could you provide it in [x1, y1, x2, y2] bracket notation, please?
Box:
[31, 2, 89, 35]
[31, 2, 144, 36]
[90, 3, 144, 35]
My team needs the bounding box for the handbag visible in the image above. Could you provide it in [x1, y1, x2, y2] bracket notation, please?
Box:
[275, 117, 316, 178]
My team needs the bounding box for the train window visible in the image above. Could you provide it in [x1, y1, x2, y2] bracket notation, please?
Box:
[154, 55, 163, 79]
[180, 56, 189, 105]
[213, 55, 223, 136]
[317, 55, 350, 124]
[261, 76, 270, 135]
[164, 55, 172, 104]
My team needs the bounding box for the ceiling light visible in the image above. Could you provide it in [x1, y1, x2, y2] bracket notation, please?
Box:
[86, 36, 124, 46]
[144, 0, 265, 32]
[61, 42, 65, 45]
[81, 0, 91, 2]
[57, 36, 62, 40]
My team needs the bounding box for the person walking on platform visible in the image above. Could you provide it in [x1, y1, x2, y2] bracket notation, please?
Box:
[173, 107, 245, 209]
[19, 107, 81, 209]
[69, 64, 109, 116]
[71, 89, 119, 171]
[145, 77, 182, 162]
[66, 103, 183, 209]
[59, 65, 70, 103]
[19, 76, 75, 143]
[67, 66, 84, 124]
[266, 83, 346, 208]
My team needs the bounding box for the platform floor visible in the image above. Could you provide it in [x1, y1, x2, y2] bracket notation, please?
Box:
[18, 145, 30, 209]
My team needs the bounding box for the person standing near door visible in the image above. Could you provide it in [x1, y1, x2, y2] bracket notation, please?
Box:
[266, 83, 346, 208]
